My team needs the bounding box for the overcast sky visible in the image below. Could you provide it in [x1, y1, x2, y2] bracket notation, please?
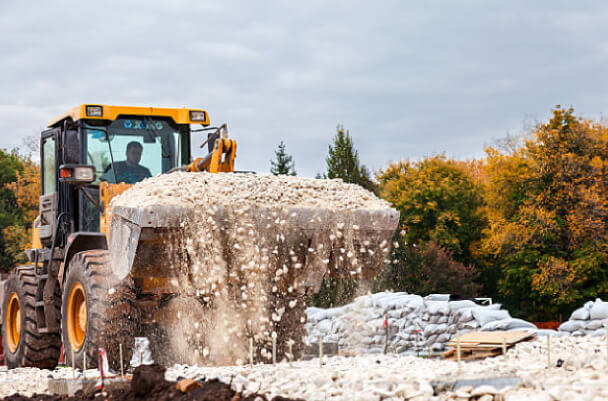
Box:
[1, 1, 608, 177]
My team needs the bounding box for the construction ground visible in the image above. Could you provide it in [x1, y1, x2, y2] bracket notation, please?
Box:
[0, 335, 606, 401]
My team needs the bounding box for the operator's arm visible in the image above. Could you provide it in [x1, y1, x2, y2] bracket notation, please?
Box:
[100, 164, 115, 183]
[100, 162, 125, 183]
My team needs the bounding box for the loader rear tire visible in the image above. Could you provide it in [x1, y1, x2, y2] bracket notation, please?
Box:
[2, 265, 61, 369]
[62, 250, 138, 370]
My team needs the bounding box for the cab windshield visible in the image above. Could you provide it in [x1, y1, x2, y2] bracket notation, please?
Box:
[85, 117, 186, 185]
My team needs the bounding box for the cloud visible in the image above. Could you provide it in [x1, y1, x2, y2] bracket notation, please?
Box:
[1, 1, 608, 177]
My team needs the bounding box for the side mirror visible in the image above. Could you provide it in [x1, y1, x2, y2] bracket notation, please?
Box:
[59, 164, 96, 185]
[63, 130, 81, 164]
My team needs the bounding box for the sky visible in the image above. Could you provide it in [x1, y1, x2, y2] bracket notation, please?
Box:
[1, 1, 608, 177]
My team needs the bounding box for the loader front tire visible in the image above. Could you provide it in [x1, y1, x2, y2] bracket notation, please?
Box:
[2, 265, 61, 369]
[62, 250, 137, 370]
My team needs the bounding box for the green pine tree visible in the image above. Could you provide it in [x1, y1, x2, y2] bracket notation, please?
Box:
[270, 141, 296, 176]
[311, 125, 377, 307]
[326, 125, 376, 192]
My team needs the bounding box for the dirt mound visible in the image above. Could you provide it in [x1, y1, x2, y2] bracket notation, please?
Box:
[1, 365, 304, 401]
[130, 364, 177, 400]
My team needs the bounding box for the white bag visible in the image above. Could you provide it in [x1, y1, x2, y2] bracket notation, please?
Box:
[586, 320, 605, 330]
[130, 337, 154, 367]
[425, 301, 450, 315]
[590, 301, 608, 320]
[569, 307, 590, 321]
[456, 308, 474, 323]
[481, 318, 535, 331]
[472, 308, 511, 326]
[558, 320, 585, 332]
[449, 300, 477, 312]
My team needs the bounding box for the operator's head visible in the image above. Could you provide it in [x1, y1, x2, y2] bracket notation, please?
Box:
[126, 141, 143, 166]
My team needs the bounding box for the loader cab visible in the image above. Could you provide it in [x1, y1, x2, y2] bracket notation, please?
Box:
[39, 105, 208, 246]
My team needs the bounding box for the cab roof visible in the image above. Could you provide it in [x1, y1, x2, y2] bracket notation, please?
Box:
[47, 104, 210, 128]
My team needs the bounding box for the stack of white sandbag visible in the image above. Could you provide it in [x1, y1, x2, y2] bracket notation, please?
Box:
[558, 299, 608, 336]
[455, 303, 535, 333]
[305, 292, 426, 354]
[420, 299, 452, 351]
[424, 298, 537, 350]
[305, 292, 538, 355]
[447, 300, 481, 334]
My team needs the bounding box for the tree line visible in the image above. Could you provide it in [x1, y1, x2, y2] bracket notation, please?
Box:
[272, 107, 608, 321]
[0, 150, 39, 269]
[1, 107, 605, 321]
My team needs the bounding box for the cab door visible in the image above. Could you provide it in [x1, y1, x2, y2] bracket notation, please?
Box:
[39, 129, 59, 247]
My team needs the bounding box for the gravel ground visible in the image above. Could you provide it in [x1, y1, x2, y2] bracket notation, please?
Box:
[1, 337, 607, 400]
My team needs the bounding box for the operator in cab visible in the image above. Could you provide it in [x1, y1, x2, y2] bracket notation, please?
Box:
[101, 141, 152, 184]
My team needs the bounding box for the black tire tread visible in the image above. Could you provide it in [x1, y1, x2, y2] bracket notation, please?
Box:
[62, 250, 138, 370]
[2, 265, 61, 369]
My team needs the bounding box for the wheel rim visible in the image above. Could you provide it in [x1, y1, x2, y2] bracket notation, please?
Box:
[5, 293, 21, 353]
[67, 282, 87, 351]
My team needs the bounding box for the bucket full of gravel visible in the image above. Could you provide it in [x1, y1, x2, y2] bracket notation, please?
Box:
[106, 172, 399, 365]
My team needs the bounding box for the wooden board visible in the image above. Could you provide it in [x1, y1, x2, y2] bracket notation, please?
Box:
[446, 343, 515, 350]
[441, 330, 536, 361]
[441, 349, 456, 358]
[443, 348, 502, 361]
[466, 351, 501, 360]
[448, 330, 535, 345]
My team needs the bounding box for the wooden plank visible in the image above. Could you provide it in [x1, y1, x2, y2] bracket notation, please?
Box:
[449, 331, 535, 345]
[446, 343, 515, 350]
[450, 342, 481, 346]
[474, 349, 501, 356]
[465, 351, 500, 360]
[440, 349, 455, 358]
[442, 330, 536, 360]
[444, 348, 502, 361]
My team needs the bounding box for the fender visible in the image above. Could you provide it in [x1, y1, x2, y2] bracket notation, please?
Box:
[60, 232, 108, 285]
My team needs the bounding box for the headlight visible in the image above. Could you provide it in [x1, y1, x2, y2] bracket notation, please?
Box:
[59, 165, 96, 185]
[86, 105, 103, 117]
[189, 110, 207, 122]
[73, 166, 95, 181]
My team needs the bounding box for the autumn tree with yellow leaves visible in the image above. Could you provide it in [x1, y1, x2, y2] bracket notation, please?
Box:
[481, 107, 608, 320]
[375, 156, 486, 297]
[378, 156, 487, 265]
[0, 150, 40, 270]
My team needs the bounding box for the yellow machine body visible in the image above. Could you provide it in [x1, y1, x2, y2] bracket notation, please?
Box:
[32, 104, 237, 244]
[47, 104, 210, 127]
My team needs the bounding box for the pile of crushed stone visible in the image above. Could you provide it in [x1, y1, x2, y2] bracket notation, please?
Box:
[111, 172, 391, 210]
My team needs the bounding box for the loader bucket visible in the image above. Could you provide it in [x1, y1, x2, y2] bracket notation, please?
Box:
[109, 204, 399, 290]
[108, 202, 398, 365]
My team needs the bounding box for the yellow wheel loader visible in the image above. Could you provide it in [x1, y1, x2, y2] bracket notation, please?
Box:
[0, 104, 398, 369]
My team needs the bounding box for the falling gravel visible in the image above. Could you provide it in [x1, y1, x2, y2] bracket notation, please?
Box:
[109, 172, 398, 366]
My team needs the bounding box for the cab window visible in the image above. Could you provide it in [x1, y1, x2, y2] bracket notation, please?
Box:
[42, 136, 56, 194]
[85, 117, 183, 185]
